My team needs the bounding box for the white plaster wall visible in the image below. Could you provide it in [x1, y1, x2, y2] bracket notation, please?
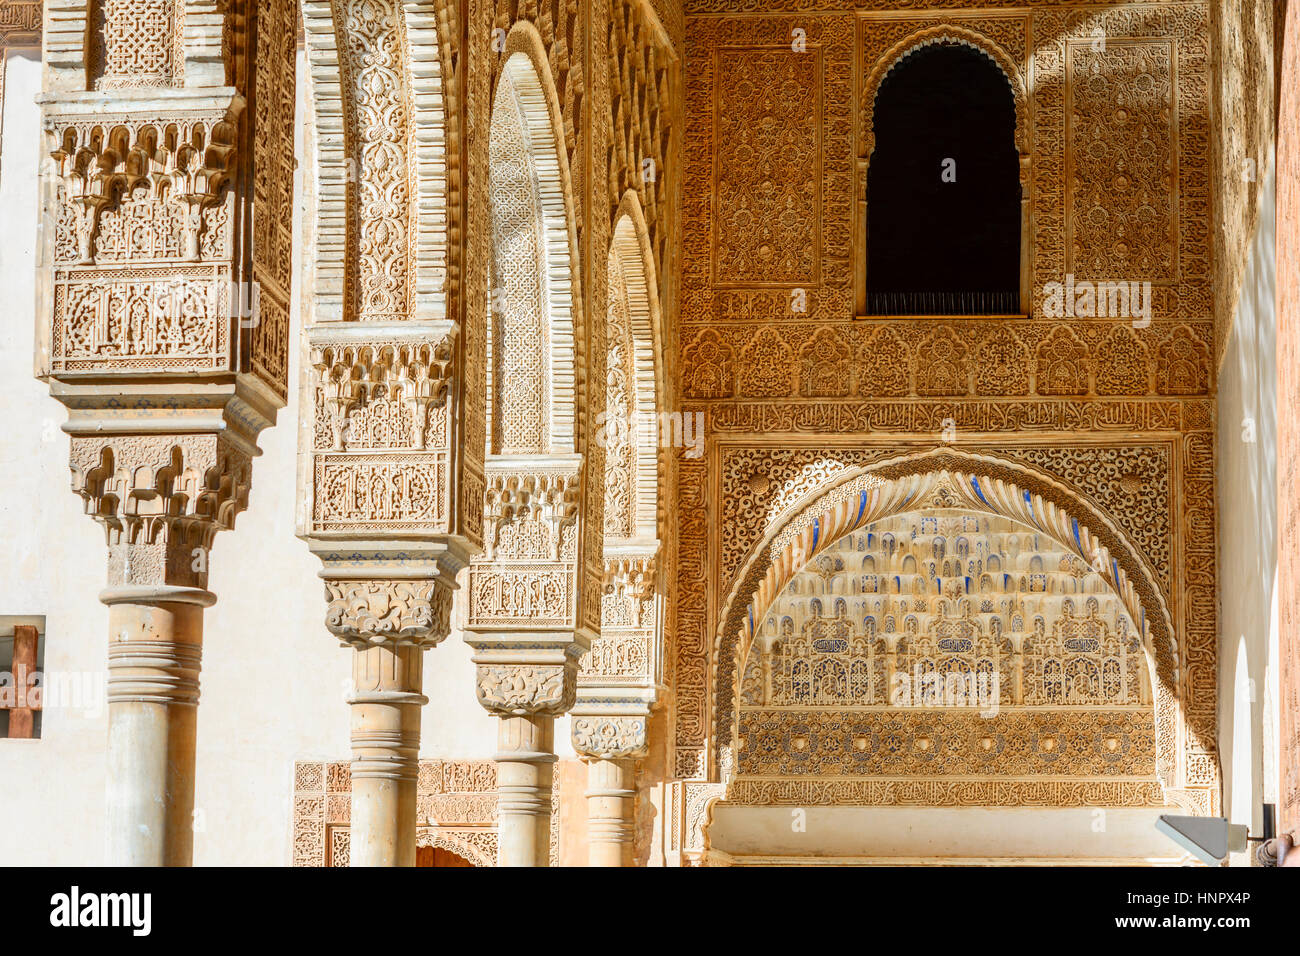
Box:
[0, 50, 505, 866]
[1216, 163, 1279, 864]
[0, 50, 108, 865]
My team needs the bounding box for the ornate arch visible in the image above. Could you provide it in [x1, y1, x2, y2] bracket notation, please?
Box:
[572, 191, 668, 751]
[300, 0, 349, 321]
[709, 449, 1186, 794]
[404, 0, 461, 321]
[484, 24, 583, 456]
[860, 25, 1029, 163]
[414, 828, 495, 868]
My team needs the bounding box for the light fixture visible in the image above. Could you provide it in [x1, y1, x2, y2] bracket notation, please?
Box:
[1155, 815, 1248, 865]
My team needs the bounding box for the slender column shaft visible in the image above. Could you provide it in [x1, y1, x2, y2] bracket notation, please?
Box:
[348, 643, 426, 867]
[103, 587, 211, 866]
[495, 714, 555, 867]
[586, 757, 635, 867]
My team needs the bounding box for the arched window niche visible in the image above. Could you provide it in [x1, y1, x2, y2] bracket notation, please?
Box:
[861, 36, 1029, 317]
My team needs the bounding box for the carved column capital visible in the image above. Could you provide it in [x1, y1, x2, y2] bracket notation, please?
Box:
[308, 322, 455, 456]
[304, 321, 459, 537]
[466, 632, 589, 718]
[572, 715, 649, 760]
[603, 550, 658, 606]
[325, 576, 456, 650]
[43, 91, 243, 266]
[581, 541, 662, 701]
[310, 536, 474, 651]
[467, 455, 592, 638]
[301, 320, 472, 655]
[474, 663, 575, 717]
[68, 431, 256, 589]
[38, 87, 285, 586]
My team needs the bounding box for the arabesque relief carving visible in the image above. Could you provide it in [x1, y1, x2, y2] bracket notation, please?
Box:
[308, 330, 457, 534]
[325, 578, 456, 647]
[572, 715, 649, 759]
[20, 0, 1245, 866]
[293, 759, 503, 867]
[669, 3, 1219, 822]
[476, 663, 574, 716]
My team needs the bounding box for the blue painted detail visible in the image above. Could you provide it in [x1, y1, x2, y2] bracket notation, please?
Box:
[812, 518, 820, 550]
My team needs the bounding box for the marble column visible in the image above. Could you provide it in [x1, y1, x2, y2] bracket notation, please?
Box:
[572, 714, 647, 867]
[468, 634, 587, 867]
[495, 713, 556, 867]
[321, 567, 463, 867]
[585, 757, 636, 867]
[347, 643, 425, 867]
[36, 0, 294, 867]
[301, 321, 472, 865]
[103, 585, 213, 866]
[466, 456, 595, 866]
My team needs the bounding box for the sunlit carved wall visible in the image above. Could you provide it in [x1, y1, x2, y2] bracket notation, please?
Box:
[669, 1, 1220, 825]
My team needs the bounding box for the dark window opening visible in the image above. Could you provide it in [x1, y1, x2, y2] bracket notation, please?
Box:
[866, 43, 1021, 316]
